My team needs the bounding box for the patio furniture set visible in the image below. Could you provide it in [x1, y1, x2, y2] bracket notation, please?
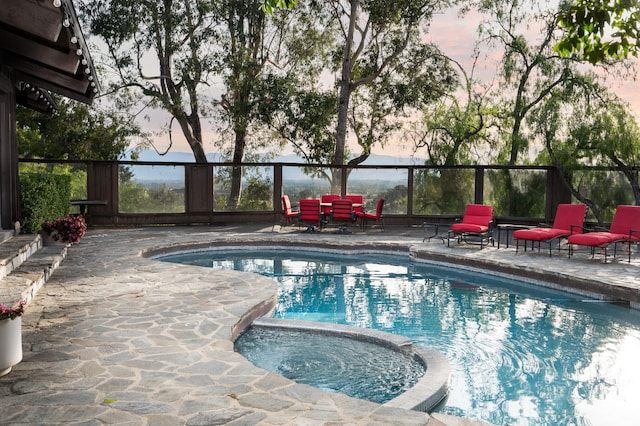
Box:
[426, 203, 640, 263]
[281, 195, 385, 233]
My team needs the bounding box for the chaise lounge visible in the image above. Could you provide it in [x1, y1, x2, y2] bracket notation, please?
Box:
[567, 205, 640, 263]
[513, 203, 587, 256]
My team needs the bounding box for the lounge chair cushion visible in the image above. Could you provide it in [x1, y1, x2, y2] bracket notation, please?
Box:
[451, 204, 493, 234]
[512, 228, 569, 241]
[566, 232, 630, 247]
[451, 223, 489, 233]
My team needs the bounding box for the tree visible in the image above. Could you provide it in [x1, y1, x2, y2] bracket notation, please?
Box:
[474, 0, 586, 166]
[82, 1, 217, 163]
[530, 75, 640, 223]
[82, 0, 318, 208]
[331, 0, 457, 168]
[409, 55, 488, 166]
[556, 0, 640, 64]
[16, 97, 142, 161]
[261, 0, 297, 13]
[262, 1, 457, 192]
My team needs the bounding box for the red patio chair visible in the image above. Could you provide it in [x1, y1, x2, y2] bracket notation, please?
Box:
[281, 195, 299, 226]
[513, 203, 587, 256]
[447, 204, 494, 248]
[344, 194, 364, 214]
[567, 205, 640, 263]
[330, 199, 356, 233]
[321, 194, 341, 220]
[356, 197, 384, 232]
[298, 199, 322, 233]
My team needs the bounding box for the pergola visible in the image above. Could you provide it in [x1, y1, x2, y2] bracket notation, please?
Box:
[0, 0, 99, 230]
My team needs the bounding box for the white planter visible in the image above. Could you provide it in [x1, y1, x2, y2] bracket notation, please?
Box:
[0, 316, 22, 376]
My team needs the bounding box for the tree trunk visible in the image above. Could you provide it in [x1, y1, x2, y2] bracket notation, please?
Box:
[229, 130, 246, 208]
[334, 0, 359, 166]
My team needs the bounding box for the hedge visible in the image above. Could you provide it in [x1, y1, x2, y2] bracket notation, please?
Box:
[20, 173, 71, 234]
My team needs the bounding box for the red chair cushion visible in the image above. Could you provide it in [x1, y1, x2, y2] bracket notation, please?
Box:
[552, 204, 587, 232]
[567, 232, 627, 247]
[451, 223, 488, 233]
[461, 204, 493, 227]
[513, 228, 569, 241]
[609, 205, 640, 235]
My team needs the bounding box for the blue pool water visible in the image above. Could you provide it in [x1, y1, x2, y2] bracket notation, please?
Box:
[158, 250, 640, 426]
[234, 327, 426, 404]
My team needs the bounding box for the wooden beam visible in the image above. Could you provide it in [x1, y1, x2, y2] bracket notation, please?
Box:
[19, 74, 95, 104]
[0, 0, 62, 43]
[4, 53, 90, 93]
[0, 29, 80, 74]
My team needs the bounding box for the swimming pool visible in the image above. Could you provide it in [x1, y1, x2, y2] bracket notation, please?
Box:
[158, 249, 640, 426]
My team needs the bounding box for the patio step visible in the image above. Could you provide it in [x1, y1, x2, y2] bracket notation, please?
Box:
[0, 234, 67, 309]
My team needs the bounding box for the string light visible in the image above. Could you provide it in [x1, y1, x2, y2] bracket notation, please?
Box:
[53, 0, 61, 7]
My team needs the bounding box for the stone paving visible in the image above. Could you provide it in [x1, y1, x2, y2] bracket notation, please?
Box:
[0, 223, 638, 425]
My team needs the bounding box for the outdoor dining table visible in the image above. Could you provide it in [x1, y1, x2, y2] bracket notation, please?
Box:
[320, 203, 363, 209]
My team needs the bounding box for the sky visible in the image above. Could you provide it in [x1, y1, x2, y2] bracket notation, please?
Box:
[121, 3, 640, 161]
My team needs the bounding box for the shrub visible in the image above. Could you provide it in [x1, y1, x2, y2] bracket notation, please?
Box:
[20, 173, 71, 234]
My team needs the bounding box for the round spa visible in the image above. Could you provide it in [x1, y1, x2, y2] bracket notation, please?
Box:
[235, 317, 450, 411]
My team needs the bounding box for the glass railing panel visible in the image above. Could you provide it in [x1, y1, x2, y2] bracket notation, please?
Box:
[214, 165, 274, 211]
[118, 164, 185, 213]
[572, 169, 635, 222]
[412, 168, 475, 215]
[347, 168, 408, 214]
[281, 165, 339, 202]
[484, 168, 546, 218]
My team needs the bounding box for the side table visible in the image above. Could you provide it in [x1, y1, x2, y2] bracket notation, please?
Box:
[496, 224, 532, 249]
[423, 222, 451, 243]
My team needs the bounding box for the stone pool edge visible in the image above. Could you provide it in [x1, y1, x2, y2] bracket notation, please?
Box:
[250, 317, 451, 413]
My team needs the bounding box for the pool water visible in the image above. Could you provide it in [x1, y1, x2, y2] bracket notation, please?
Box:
[234, 327, 426, 404]
[158, 250, 640, 426]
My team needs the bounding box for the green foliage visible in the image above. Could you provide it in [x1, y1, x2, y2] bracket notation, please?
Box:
[484, 170, 546, 218]
[19, 162, 87, 201]
[118, 181, 185, 214]
[16, 97, 142, 161]
[413, 169, 474, 214]
[556, 0, 640, 64]
[573, 170, 633, 221]
[261, 0, 297, 14]
[238, 176, 274, 210]
[19, 173, 71, 234]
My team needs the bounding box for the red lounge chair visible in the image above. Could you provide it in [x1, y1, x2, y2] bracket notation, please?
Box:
[447, 204, 494, 248]
[330, 199, 356, 233]
[356, 197, 384, 231]
[298, 199, 322, 233]
[513, 203, 587, 256]
[281, 195, 299, 226]
[567, 205, 640, 263]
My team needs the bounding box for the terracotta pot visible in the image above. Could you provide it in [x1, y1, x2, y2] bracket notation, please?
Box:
[0, 316, 22, 376]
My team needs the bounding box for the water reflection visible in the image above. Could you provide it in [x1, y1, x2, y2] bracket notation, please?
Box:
[158, 251, 640, 426]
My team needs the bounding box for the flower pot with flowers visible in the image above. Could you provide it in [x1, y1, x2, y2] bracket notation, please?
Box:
[0, 300, 25, 376]
[40, 215, 87, 246]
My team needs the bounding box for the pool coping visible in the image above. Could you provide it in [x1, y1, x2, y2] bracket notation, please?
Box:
[250, 317, 451, 413]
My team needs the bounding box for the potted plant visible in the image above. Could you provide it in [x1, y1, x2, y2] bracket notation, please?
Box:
[0, 300, 25, 376]
[41, 215, 87, 245]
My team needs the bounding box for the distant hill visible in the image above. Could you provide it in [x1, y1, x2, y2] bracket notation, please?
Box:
[126, 150, 425, 165]
[124, 150, 425, 183]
